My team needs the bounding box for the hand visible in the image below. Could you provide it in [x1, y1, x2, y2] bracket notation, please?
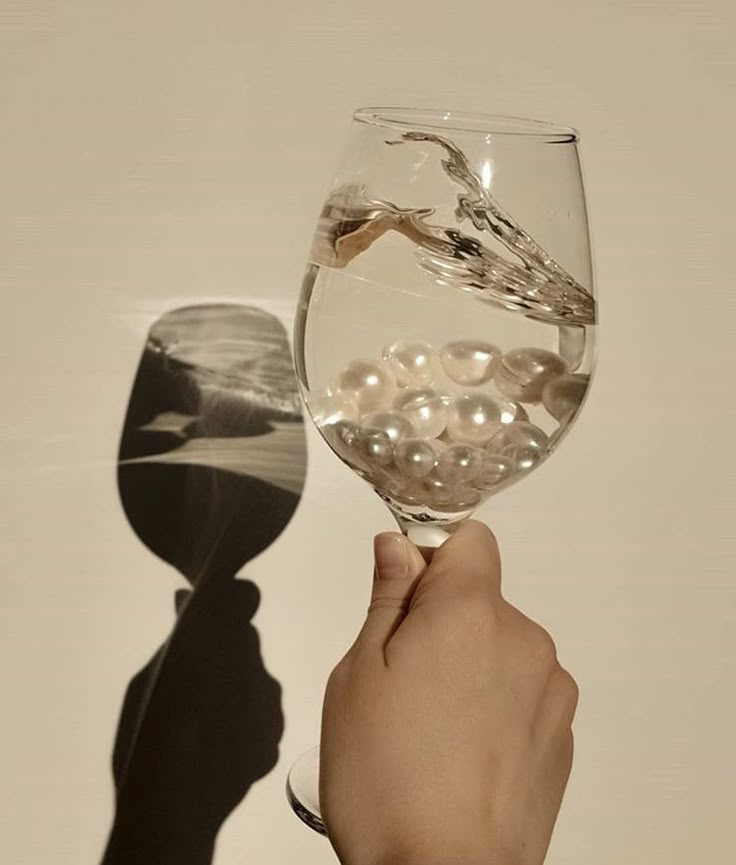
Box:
[320, 521, 578, 865]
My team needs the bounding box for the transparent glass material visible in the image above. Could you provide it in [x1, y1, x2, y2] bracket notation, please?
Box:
[288, 107, 597, 831]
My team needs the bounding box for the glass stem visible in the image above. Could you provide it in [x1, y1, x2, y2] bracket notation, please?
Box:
[390, 509, 457, 547]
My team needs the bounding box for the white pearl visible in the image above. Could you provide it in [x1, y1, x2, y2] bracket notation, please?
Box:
[389, 482, 424, 505]
[494, 348, 568, 403]
[558, 326, 586, 371]
[309, 389, 359, 425]
[446, 393, 528, 446]
[394, 438, 441, 479]
[420, 473, 452, 502]
[393, 387, 448, 439]
[379, 468, 413, 498]
[451, 488, 481, 510]
[322, 420, 361, 465]
[336, 358, 395, 413]
[383, 340, 437, 387]
[486, 422, 549, 471]
[436, 444, 483, 483]
[358, 428, 394, 468]
[542, 373, 590, 421]
[439, 340, 502, 386]
[362, 410, 414, 443]
[419, 473, 481, 511]
[473, 454, 516, 490]
[407, 472, 480, 513]
[548, 411, 575, 451]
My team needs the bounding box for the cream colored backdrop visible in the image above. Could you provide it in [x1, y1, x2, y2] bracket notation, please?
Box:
[1, 1, 734, 863]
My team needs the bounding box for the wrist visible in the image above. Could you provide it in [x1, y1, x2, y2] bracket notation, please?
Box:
[387, 859, 518, 865]
[102, 806, 216, 865]
[374, 860, 514, 865]
[366, 849, 518, 865]
[369, 846, 520, 865]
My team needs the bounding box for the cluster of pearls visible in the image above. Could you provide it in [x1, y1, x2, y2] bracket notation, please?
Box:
[313, 338, 589, 514]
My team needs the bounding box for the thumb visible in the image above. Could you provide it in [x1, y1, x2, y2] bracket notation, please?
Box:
[357, 532, 426, 651]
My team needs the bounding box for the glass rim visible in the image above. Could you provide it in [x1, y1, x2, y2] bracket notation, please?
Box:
[353, 107, 579, 142]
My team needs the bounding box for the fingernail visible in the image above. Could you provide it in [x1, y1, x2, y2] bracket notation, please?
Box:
[374, 533, 409, 580]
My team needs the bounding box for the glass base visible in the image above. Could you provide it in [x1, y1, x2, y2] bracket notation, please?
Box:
[286, 746, 326, 835]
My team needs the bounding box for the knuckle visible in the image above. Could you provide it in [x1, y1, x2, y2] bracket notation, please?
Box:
[555, 729, 575, 775]
[556, 667, 580, 709]
[563, 729, 575, 762]
[326, 656, 352, 691]
[530, 623, 558, 667]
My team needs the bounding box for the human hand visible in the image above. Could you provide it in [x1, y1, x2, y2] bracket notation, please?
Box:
[320, 521, 578, 865]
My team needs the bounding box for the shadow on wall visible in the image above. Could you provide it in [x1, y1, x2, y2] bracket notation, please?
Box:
[101, 304, 307, 865]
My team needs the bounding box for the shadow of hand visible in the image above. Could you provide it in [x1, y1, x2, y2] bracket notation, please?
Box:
[103, 580, 283, 865]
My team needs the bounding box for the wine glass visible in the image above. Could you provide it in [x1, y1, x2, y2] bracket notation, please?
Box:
[287, 107, 597, 832]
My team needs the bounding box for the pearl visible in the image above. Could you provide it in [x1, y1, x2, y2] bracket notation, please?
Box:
[420, 473, 452, 502]
[486, 422, 549, 471]
[336, 358, 395, 413]
[389, 482, 425, 505]
[450, 488, 481, 510]
[379, 468, 413, 498]
[410, 472, 480, 512]
[361, 410, 414, 443]
[548, 411, 575, 451]
[382, 340, 437, 387]
[394, 438, 441, 479]
[542, 373, 590, 421]
[357, 428, 394, 468]
[439, 340, 502, 386]
[419, 473, 481, 511]
[473, 453, 516, 490]
[322, 420, 362, 465]
[393, 387, 448, 439]
[436, 444, 483, 483]
[309, 389, 359, 426]
[446, 393, 528, 446]
[494, 348, 568, 403]
[558, 326, 586, 372]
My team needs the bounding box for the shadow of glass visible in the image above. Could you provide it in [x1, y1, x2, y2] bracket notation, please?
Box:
[102, 304, 306, 865]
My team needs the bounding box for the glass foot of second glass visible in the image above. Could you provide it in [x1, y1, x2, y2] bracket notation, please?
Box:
[286, 746, 326, 835]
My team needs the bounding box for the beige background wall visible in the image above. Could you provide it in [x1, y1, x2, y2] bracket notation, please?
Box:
[1, 1, 734, 863]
